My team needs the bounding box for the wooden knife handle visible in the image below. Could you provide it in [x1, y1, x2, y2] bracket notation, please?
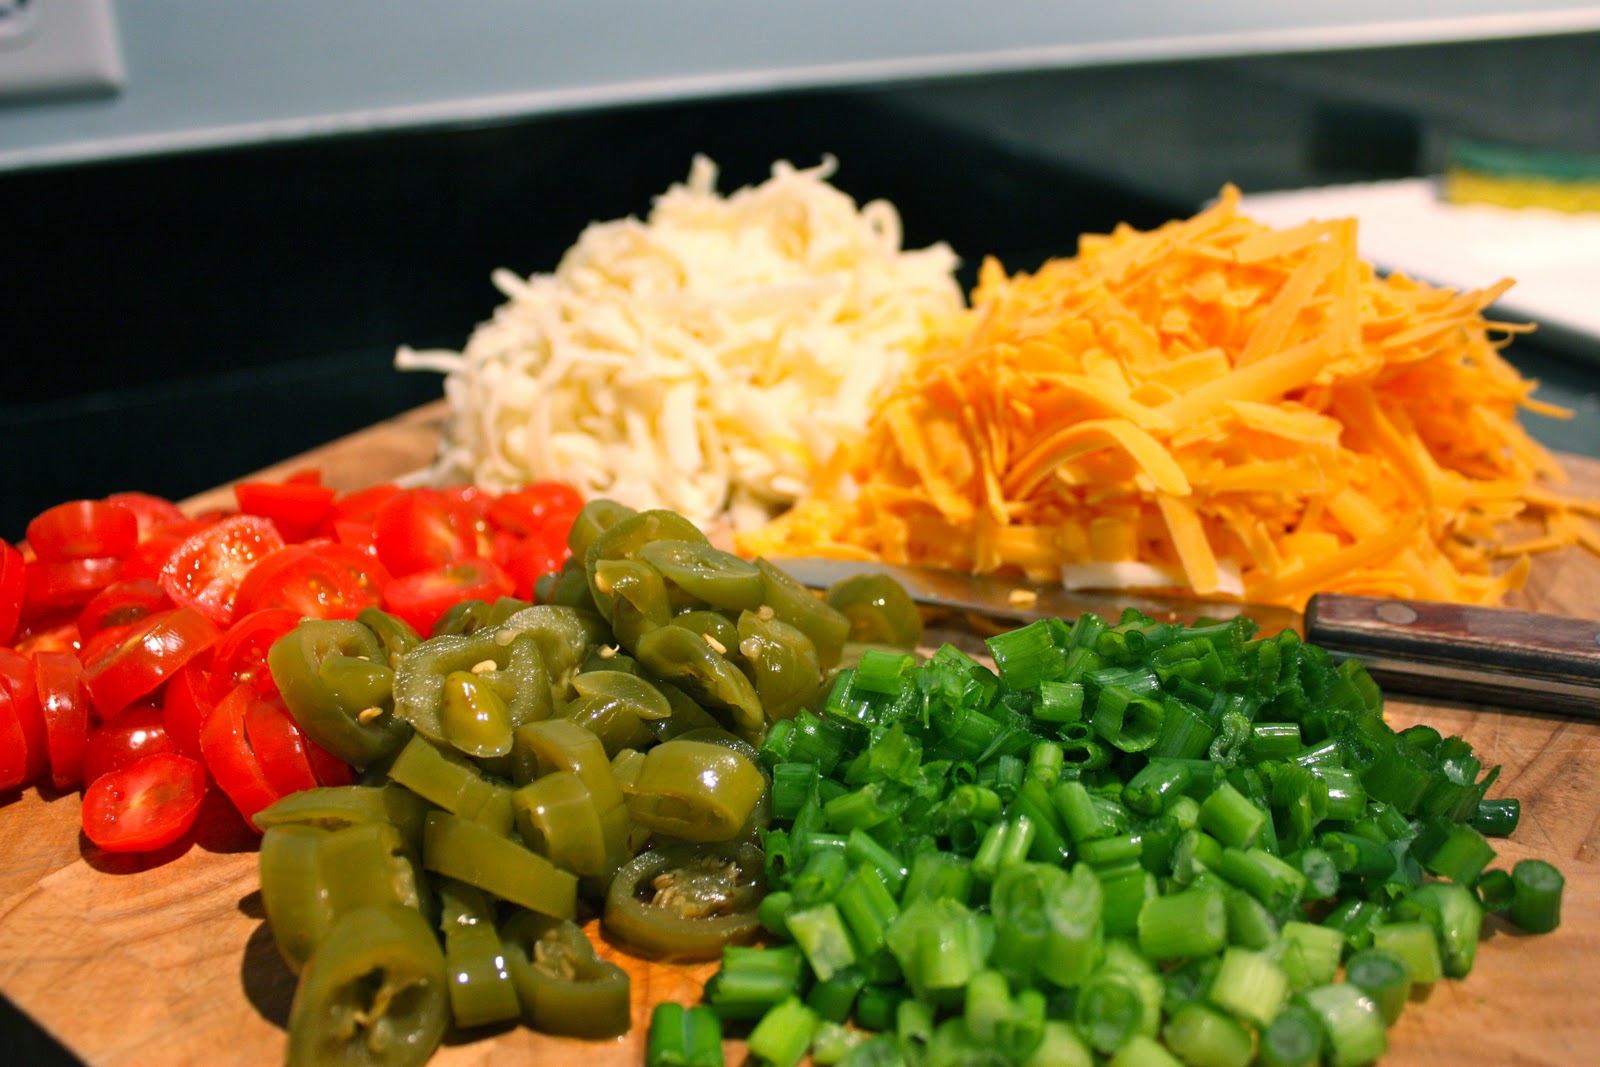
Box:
[1304, 593, 1600, 718]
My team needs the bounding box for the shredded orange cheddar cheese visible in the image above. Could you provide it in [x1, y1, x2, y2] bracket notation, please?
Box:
[737, 186, 1600, 609]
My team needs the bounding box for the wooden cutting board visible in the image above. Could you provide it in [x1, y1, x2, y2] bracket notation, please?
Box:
[2, 399, 1598, 1066]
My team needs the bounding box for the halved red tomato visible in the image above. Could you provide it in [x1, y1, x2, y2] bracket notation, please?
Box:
[371, 488, 480, 577]
[35, 650, 90, 791]
[208, 607, 302, 700]
[496, 529, 569, 602]
[0, 685, 29, 791]
[83, 703, 175, 784]
[329, 483, 403, 526]
[26, 499, 140, 562]
[161, 657, 213, 760]
[0, 648, 49, 784]
[0, 539, 23, 645]
[24, 555, 123, 615]
[485, 481, 584, 538]
[104, 491, 188, 542]
[383, 556, 514, 636]
[243, 693, 319, 796]
[160, 514, 286, 626]
[234, 480, 337, 543]
[80, 752, 207, 853]
[234, 541, 387, 620]
[200, 682, 286, 827]
[78, 578, 171, 640]
[81, 606, 221, 719]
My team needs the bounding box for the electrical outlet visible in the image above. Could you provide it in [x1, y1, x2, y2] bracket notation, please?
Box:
[0, 0, 123, 100]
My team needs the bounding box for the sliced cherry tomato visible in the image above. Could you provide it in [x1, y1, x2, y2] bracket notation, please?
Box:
[244, 693, 320, 796]
[161, 657, 214, 760]
[0, 685, 29, 791]
[284, 468, 325, 487]
[329, 483, 403, 526]
[12, 617, 81, 657]
[304, 739, 356, 788]
[119, 515, 220, 583]
[26, 499, 140, 562]
[382, 556, 515, 636]
[371, 488, 479, 577]
[0, 539, 23, 645]
[83, 703, 175, 784]
[0, 648, 48, 784]
[77, 621, 139, 671]
[497, 530, 569, 602]
[209, 608, 302, 700]
[35, 650, 90, 791]
[200, 682, 286, 827]
[160, 514, 286, 626]
[104, 491, 188, 542]
[234, 541, 387, 620]
[81, 607, 222, 719]
[234, 480, 338, 543]
[80, 752, 207, 853]
[24, 555, 123, 615]
[78, 578, 171, 640]
[485, 482, 584, 538]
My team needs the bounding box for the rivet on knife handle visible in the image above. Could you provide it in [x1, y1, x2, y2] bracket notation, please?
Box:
[1304, 593, 1600, 718]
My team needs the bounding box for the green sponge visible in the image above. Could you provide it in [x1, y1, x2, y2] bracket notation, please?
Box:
[1443, 139, 1600, 213]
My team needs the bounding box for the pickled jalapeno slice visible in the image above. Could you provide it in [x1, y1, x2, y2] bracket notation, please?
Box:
[499, 909, 632, 1039]
[269, 619, 409, 768]
[603, 842, 766, 961]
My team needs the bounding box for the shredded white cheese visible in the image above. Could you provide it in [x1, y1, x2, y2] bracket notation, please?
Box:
[397, 156, 963, 529]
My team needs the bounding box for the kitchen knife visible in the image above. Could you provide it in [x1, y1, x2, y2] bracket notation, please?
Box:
[773, 557, 1600, 718]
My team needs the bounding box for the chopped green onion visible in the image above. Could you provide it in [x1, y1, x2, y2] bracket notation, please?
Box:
[1471, 797, 1521, 837]
[646, 1003, 725, 1067]
[1207, 945, 1289, 1027]
[1256, 1004, 1323, 1067]
[1344, 946, 1411, 1025]
[1137, 886, 1227, 960]
[1393, 881, 1483, 978]
[1298, 983, 1388, 1067]
[786, 903, 857, 981]
[704, 945, 805, 1020]
[1371, 921, 1443, 985]
[808, 1020, 865, 1065]
[1199, 781, 1268, 849]
[1161, 1001, 1253, 1067]
[746, 997, 818, 1067]
[1508, 858, 1565, 933]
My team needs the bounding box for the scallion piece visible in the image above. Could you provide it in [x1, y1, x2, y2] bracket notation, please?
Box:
[1508, 857, 1565, 933]
[808, 1020, 864, 1065]
[785, 902, 857, 981]
[1106, 1033, 1183, 1067]
[1371, 921, 1443, 985]
[1257, 1003, 1324, 1067]
[1393, 881, 1483, 978]
[1161, 1001, 1253, 1067]
[1344, 946, 1411, 1025]
[704, 945, 806, 1020]
[1298, 983, 1388, 1067]
[1074, 972, 1148, 1054]
[1471, 797, 1521, 837]
[1137, 886, 1227, 960]
[646, 1002, 725, 1067]
[1207, 946, 1289, 1027]
[746, 997, 818, 1067]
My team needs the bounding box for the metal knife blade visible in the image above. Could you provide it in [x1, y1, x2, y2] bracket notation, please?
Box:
[773, 557, 1600, 717]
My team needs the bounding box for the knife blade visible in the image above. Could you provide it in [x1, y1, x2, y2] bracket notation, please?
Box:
[773, 557, 1600, 717]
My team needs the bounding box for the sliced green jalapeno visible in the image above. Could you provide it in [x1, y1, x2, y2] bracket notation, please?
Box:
[561, 669, 673, 756]
[592, 557, 672, 649]
[422, 810, 578, 920]
[624, 738, 768, 842]
[386, 734, 514, 836]
[318, 821, 431, 920]
[392, 628, 552, 748]
[435, 879, 520, 1029]
[270, 619, 410, 768]
[431, 596, 534, 637]
[498, 605, 610, 698]
[638, 540, 766, 612]
[671, 610, 743, 660]
[755, 559, 851, 670]
[439, 670, 515, 759]
[602, 842, 766, 961]
[356, 608, 422, 668]
[735, 609, 823, 722]
[585, 509, 709, 617]
[566, 498, 638, 559]
[254, 783, 433, 855]
[823, 572, 924, 649]
[260, 824, 336, 974]
[499, 910, 632, 1039]
[511, 769, 631, 883]
[286, 904, 449, 1067]
[510, 718, 626, 811]
[537, 556, 599, 613]
[634, 624, 765, 739]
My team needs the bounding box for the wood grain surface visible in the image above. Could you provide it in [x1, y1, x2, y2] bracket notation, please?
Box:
[2, 399, 1598, 1066]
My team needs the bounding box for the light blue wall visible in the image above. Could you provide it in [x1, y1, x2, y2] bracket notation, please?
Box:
[3, 0, 1599, 171]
